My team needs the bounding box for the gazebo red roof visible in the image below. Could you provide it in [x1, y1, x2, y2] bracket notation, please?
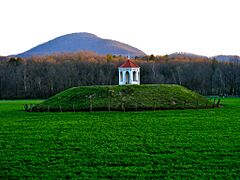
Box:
[119, 60, 139, 68]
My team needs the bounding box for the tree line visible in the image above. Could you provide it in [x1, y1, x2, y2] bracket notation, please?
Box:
[0, 52, 240, 99]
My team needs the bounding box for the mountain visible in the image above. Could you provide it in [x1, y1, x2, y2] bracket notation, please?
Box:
[168, 52, 208, 59]
[0, 56, 8, 61]
[212, 55, 240, 63]
[168, 52, 240, 63]
[17, 33, 146, 58]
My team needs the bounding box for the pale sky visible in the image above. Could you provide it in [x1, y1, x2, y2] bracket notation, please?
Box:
[0, 0, 240, 56]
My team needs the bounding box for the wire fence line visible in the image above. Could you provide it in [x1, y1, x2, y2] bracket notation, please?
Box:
[24, 96, 221, 112]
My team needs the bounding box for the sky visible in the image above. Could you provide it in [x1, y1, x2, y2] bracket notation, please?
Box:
[0, 0, 240, 56]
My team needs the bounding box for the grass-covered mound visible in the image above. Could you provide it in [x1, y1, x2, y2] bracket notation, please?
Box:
[33, 84, 212, 112]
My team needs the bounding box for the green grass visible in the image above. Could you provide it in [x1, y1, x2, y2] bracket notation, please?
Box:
[0, 98, 239, 179]
[33, 84, 212, 112]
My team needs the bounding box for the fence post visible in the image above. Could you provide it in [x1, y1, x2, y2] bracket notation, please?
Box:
[216, 99, 221, 108]
[153, 102, 156, 111]
[196, 100, 199, 109]
[73, 104, 75, 112]
[108, 101, 111, 112]
[212, 99, 216, 108]
[122, 103, 125, 112]
[90, 103, 92, 112]
[24, 104, 28, 112]
[29, 104, 33, 112]
[205, 100, 208, 109]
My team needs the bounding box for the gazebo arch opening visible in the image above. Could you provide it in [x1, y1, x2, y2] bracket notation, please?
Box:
[120, 71, 123, 82]
[125, 71, 130, 84]
[133, 71, 137, 81]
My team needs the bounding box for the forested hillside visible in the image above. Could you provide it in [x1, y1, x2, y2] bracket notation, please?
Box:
[0, 52, 240, 99]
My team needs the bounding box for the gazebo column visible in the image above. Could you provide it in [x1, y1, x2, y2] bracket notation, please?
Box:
[129, 70, 133, 84]
[138, 71, 140, 84]
[118, 71, 121, 84]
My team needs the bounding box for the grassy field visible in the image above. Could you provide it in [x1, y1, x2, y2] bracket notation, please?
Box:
[0, 98, 239, 179]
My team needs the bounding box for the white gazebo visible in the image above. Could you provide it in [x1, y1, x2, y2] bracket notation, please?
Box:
[118, 60, 140, 85]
